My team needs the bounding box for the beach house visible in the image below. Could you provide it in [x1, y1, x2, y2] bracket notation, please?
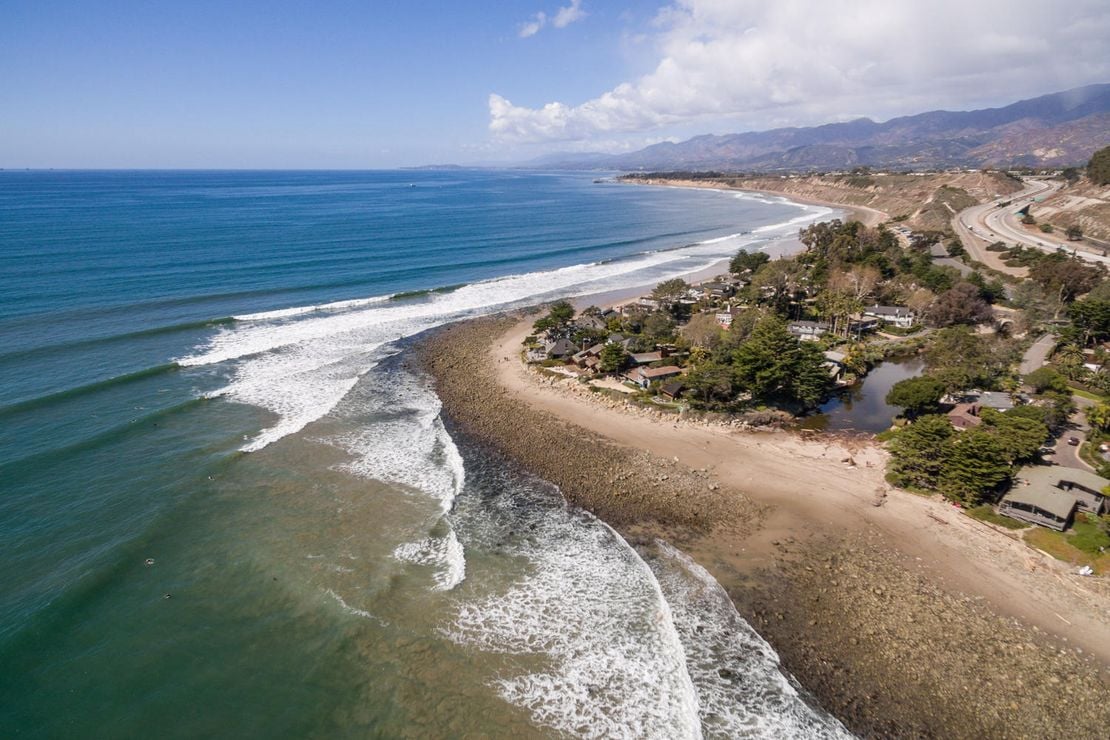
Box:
[998, 467, 1110, 530]
[624, 365, 683, 389]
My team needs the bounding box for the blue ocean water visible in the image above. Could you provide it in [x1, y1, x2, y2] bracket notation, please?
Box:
[0, 170, 848, 738]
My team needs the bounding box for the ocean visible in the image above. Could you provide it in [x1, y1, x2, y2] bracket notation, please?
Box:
[0, 169, 850, 738]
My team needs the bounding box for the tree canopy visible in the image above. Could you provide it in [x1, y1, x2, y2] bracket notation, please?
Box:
[886, 376, 946, 418]
[730, 248, 770, 275]
[532, 300, 576, 333]
[925, 282, 993, 327]
[731, 316, 831, 408]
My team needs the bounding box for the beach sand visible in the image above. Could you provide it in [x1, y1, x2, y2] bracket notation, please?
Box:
[626, 178, 889, 228]
[419, 314, 1110, 738]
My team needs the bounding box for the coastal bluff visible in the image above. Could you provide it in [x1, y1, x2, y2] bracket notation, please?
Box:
[419, 314, 1110, 739]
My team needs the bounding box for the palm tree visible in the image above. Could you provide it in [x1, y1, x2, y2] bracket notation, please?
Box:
[1085, 402, 1110, 432]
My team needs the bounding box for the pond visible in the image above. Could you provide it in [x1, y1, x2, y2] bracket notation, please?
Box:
[801, 356, 924, 434]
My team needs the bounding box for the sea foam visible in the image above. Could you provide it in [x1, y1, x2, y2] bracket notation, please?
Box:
[652, 541, 854, 739]
[177, 195, 834, 456]
[445, 509, 703, 739]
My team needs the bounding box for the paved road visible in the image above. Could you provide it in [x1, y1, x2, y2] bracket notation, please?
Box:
[1051, 402, 1097, 472]
[1019, 333, 1055, 376]
[956, 179, 1110, 267]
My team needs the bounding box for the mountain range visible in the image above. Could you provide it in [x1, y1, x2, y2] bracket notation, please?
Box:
[532, 83, 1110, 172]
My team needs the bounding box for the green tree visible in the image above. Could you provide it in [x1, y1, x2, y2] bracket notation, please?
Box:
[533, 300, 575, 333]
[1069, 298, 1110, 346]
[886, 376, 946, 419]
[732, 316, 831, 408]
[598, 343, 629, 373]
[684, 361, 736, 406]
[1054, 343, 1086, 380]
[642, 311, 677, 342]
[651, 278, 690, 305]
[924, 327, 1009, 392]
[792, 342, 836, 408]
[979, 408, 1047, 464]
[939, 429, 1011, 505]
[925, 282, 993, 327]
[1088, 144, 1110, 186]
[732, 316, 798, 399]
[1025, 367, 1070, 395]
[1066, 225, 1083, 241]
[886, 414, 954, 490]
[730, 249, 770, 275]
[1085, 402, 1110, 432]
[1029, 254, 1103, 308]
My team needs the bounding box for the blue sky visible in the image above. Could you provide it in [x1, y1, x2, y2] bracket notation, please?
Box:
[2, 1, 1108, 168]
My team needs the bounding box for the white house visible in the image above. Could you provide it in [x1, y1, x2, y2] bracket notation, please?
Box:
[863, 305, 915, 329]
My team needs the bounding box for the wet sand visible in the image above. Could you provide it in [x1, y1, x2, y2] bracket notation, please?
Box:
[419, 314, 1110, 738]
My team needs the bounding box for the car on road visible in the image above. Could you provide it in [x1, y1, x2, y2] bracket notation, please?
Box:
[1068, 436, 1081, 446]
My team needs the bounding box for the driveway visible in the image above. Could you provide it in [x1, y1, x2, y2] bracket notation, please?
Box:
[1019, 333, 1055, 376]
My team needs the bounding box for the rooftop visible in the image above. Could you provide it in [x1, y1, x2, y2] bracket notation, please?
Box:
[1015, 465, 1110, 494]
[1000, 488, 1077, 520]
[640, 365, 683, 378]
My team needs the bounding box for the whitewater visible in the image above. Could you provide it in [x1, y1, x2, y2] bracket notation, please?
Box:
[170, 190, 852, 736]
[1, 170, 847, 737]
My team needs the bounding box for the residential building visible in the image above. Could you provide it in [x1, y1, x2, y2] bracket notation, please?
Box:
[863, 305, 916, 329]
[624, 365, 683, 389]
[999, 466, 1110, 530]
[787, 320, 830, 341]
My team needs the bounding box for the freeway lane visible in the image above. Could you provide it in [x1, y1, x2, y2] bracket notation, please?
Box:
[956, 179, 1110, 267]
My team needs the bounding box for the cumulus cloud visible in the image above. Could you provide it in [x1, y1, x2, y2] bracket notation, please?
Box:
[494, 0, 1110, 142]
[518, 0, 587, 38]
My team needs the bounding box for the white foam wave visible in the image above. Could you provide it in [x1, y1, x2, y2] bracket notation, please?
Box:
[333, 369, 468, 591]
[444, 508, 702, 739]
[325, 588, 387, 625]
[652, 541, 853, 739]
[177, 190, 831, 454]
[393, 531, 466, 591]
[753, 206, 835, 234]
[234, 293, 393, 321]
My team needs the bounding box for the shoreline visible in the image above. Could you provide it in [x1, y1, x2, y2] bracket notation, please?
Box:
[418, 313, 1110, 737]
[620, 177, 888, 228]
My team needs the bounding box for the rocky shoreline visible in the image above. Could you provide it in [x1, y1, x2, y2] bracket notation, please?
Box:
[418, 315, 1110, 738]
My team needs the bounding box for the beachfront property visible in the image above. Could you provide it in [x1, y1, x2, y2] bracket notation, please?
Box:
[863, 304, 916, 329]
[999, 467, 1110, 530]
[788, 320, 830, 341]
[659, 379, 685, 400]
[624, 365, 683, 389]
[544, 338, 580, 359]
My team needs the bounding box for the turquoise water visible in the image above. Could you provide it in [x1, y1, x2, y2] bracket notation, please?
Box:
[0, 170, 849, 737]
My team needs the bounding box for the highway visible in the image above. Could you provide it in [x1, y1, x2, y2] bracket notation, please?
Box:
[954, 179, 1110, 267]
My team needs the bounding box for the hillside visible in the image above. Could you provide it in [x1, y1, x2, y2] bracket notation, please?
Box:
[1032, 177, 1110, 243]
[625, 171, 1024, 232]
[537, 84, 1110, 172]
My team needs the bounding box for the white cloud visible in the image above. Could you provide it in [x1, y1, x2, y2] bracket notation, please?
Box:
[552, 0, 586, 29]
[518, 1, 587, 38]
[494, 0, 1110, 142]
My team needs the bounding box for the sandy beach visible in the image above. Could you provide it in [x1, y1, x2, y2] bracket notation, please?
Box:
[420, 313, 1110, 738]
[625, 177, 889, 228]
